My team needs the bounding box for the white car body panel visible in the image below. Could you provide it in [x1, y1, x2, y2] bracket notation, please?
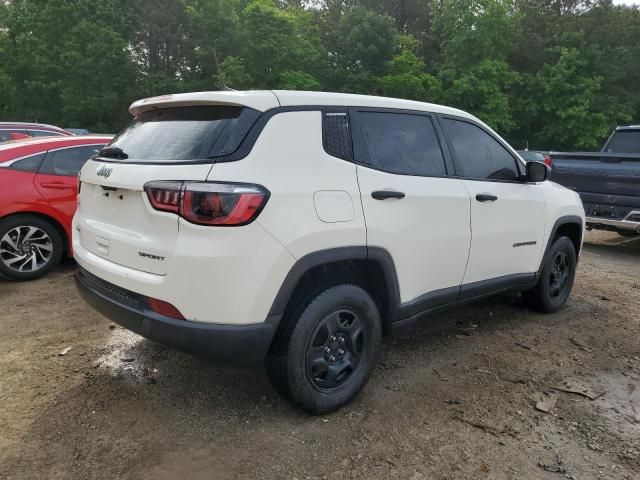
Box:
[461, 180, 546, 284]
[207, 111, 366, 260]
[356, 166, 471, 302]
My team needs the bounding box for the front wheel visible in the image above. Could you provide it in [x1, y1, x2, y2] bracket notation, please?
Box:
[523, 236, 576, 313]
[267, 284, 382, 414]
[0, 215, 63, 281]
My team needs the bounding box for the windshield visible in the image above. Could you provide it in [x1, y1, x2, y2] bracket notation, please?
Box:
[104, 106, 260, 162]
[604, 130, 640, 154]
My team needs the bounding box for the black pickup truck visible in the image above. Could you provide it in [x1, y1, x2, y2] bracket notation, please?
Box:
[550, 125, 640, 236]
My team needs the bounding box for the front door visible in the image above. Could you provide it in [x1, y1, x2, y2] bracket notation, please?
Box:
[438, 117, 546, 290]
[352, 110, 472, 313]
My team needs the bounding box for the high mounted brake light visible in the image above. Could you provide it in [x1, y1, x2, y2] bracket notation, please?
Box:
[143, 181, 269, 226]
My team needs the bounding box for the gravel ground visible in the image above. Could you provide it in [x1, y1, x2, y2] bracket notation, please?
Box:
[0, 231, 638, 480]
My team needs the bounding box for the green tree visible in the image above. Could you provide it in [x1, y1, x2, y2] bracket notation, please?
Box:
[0, 0, 639, 144]
[444, 59, 519, 133]
[235, 0, 324, 88]
[186, 0, 242, 89]
[379, 48, 441, 101]
[58, 21, 137, 131]
[533, 46, 610, 150]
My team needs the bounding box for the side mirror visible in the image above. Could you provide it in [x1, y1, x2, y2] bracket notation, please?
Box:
[526, 161, 549, 183]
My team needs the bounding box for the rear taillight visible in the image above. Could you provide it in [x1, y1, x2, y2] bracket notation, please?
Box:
[145, 181, 182, 214]
[143, 181, 269, 226]
[543, 155, 552, 167]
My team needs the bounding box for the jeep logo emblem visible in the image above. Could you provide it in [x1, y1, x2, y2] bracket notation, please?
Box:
[96, 165, 113, 178]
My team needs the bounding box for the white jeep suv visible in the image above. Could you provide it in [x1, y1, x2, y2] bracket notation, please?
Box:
[73, 91, 584, 413]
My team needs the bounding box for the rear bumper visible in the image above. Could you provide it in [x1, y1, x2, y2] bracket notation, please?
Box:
[75, 268, 279, 365]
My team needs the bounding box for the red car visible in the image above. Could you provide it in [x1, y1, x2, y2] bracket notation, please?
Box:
[0, 135, 112, 280]
[0, 122, 73, 142]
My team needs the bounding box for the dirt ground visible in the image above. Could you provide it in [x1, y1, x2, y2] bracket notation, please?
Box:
[0, 231, 638, 480]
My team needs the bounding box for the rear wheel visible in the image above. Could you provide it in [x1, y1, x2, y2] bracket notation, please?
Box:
[0, 215, 63, 281]
[523, 236, 576, 313]
[267, 284, 381, 414]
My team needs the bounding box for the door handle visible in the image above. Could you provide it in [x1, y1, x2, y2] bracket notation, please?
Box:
[371, 190, 405, 200]
[39, 182, 73, 190]
[476, 193, 498, 202]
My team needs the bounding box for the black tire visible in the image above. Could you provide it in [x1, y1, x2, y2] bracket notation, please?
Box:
[523, 236, 576, 313]
[0, 215, 63, 281]
[266, 284, 382, 414]
[617, 230, 638, 238]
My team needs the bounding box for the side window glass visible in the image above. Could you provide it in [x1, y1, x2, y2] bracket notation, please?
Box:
[40, 145, 101, 176]
[355, 112, 446, 176]
[28, 130, 64, 137]
[441, 118, 519, 181]
[9, 153, 46, 172]
[0, 131, 13, 142]
[323, 111, 353, 160]
[0, 130, 28, 142]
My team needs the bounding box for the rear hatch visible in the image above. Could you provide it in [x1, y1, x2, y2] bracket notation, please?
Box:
[76, 103, 264, 275]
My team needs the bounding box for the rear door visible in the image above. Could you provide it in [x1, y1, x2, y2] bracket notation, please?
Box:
[438, 117, 545, 289]
[352, 109, 471, 310]
[34, 144, 103, 220]
[75, 105, 260, 275]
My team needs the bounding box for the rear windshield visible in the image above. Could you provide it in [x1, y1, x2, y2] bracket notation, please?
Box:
[604, 130, 640, 153]
[104, 106, 260, 162]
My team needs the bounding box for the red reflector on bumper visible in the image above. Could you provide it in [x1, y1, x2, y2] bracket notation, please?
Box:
[147, 298, 185, 319]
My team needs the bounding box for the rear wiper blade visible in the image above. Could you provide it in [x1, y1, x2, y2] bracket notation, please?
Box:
[99, 146, 129, 159]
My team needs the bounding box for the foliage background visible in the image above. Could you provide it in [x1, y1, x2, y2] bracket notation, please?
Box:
[0, 0, 638, 150]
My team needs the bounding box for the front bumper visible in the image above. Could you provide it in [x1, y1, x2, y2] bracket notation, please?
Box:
[75, 267, 279, 365]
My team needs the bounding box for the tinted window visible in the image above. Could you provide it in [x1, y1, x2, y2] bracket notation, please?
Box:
[9, 153, 45, 172]
[323, 112, 352, 160]
[105, 106, 260, 162]
[605, 130, 640, 153]
[441, 119, 519, 180]
[355, 112, 446, 176]
[40, 145, 101, 176]
[0, 130, 27, 142]
[28, 130, 65, 137]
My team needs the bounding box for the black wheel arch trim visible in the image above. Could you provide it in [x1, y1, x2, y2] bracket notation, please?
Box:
[267, 246, 402, 322]
[538, 215, 584, 274]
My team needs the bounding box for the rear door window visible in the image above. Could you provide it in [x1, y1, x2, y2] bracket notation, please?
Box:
[40, 145, 101, 176]
[353, 111, 446, 176]
[441, 118, 520, 181]
[9, 153, 46, 172]
[28, 130, 65, 137]
[0, 130, 27, 142]
[104, 106, 260, 162]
